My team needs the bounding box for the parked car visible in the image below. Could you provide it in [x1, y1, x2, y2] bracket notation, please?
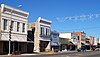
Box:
[91, 47, 95, 51]
[77, 47, 86, 52]
[95, 48, 100, 51]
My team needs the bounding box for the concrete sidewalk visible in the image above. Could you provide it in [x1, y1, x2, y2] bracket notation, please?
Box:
[0, 52, 57, 57]
[58, 50, 77, 54]
[20, 51, 58, 56]
[0, 51, 77, 57]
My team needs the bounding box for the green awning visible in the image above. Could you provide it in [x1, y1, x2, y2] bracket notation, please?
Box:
[60, 38, 73, 45]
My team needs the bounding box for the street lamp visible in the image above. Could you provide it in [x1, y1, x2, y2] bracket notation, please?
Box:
[8, 5, 22, 55]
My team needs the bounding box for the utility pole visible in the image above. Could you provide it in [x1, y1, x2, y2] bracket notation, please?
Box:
[8, 9, 13, 56]
[8, 5, 22, 55]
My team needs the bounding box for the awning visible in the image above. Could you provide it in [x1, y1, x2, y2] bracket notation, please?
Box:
[0, 40, 34, 43]
[81, 41, 89, 45]
[60, 38, 73, 45]
[19, 41, 34, 43]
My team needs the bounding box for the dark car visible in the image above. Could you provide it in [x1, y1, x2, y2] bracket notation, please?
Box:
[77, 47, 86, 52]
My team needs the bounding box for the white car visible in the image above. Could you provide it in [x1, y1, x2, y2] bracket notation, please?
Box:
[95, 48, 100, 51]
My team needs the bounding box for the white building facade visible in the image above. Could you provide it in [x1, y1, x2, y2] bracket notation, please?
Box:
[29, 17, 52, 52]
[93, 38, 98, 46]
[0, 4, 29, 54]
[97, 38, 100, 44]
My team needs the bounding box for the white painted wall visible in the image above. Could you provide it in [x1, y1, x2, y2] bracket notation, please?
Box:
[37, 17, 51, 41]
[99, 38, 100, 43]
[59, 32, 71, 39]
[94, 38, 97, 45]
[0, 4, 29, 42]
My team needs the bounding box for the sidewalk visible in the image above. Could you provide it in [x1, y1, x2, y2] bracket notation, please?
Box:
[58, 50, 77, 53]
[0, 52, 57, 57]
[0, 51, 77, 57]
[20, 51, 58, 56]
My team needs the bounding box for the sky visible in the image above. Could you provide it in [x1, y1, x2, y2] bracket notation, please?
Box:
[0, 0, 100, 38]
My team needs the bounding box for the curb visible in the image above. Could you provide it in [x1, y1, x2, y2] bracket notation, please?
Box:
[0, 51, 77, 57]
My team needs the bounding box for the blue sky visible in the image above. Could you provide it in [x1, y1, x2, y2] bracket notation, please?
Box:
[0, 0, 100, 38]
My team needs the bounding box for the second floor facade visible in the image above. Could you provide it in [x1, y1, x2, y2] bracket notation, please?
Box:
[28, 17, 52, 41]
[0, 4, 29, 41]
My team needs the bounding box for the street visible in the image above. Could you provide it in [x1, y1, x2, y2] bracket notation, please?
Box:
[9, 51, 100, 57]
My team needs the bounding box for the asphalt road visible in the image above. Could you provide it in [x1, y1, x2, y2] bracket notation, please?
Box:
[2, 51, 100, 57]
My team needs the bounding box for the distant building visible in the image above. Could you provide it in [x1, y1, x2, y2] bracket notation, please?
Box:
[97, 38, 100, 48]
[89, 36, 99, 49]
[50, 30, 59, 51]
[97, 38, 100, 44]
[59, 32, 78, 51]
[94, 38, 98, 46]
[85, 38, 90, 44]
[89, 36, 95, 45]
[27, 27, 35, 53]
[85, 38, 91, 50]
[0, 4, 29, 54]
[73, 32, 86, 49]
[28, 17, 52, 52]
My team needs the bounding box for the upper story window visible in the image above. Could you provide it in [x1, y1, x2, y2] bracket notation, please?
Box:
[48, 29, 50, 36]
[22, 23, 25, 32]
[40, 27, 44, 35]
[53, 35, 57, 38]
[17, 22, 20, 32]
[11, 21, 14, 31]
[46, 28, 50, 36]
[46, 28, 48, 35]
[3, 19, 7, 30]
[73, 38, 77, 42]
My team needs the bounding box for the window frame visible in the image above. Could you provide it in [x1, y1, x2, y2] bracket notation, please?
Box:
[22, 23, 25, 32]
[17, 22, 20, 32]
[3, 19, 7, 30]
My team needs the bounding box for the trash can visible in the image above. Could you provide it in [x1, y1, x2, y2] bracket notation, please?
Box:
[12, 51, 16, 55]
[12, 51, 20, 55]
[54, 49, 58, 52]
[15, 51, 20, 55]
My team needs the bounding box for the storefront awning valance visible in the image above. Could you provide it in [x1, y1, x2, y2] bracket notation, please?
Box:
[60, 38, 73, 45]
[81, 41, 90, 45]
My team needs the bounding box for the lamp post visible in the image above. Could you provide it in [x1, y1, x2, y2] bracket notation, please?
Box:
[8, 5, 22, 55]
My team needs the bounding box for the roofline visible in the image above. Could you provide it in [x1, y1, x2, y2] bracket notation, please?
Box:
[1, 4, 29, 15]
[37, 17, 52, 23]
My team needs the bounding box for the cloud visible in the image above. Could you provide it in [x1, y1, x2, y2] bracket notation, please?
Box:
[56, 13, 100, 22]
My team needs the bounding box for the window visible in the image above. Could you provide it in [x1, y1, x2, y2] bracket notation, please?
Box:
[46, 28, 48, 35]
[40, 27, 44, 35]
[45, 28, 50, 36]
[73, 38, 77, 42]
[78, 36, 80, 40]
[17, 22, 20, 32]
[53, 35, 57, 38]
[47, 29, 50, 36]
[11, 21, 14, 31]
[40, 27, 42, 35]
[3, 19, 7, 30]
[22, 23, 25, 32]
